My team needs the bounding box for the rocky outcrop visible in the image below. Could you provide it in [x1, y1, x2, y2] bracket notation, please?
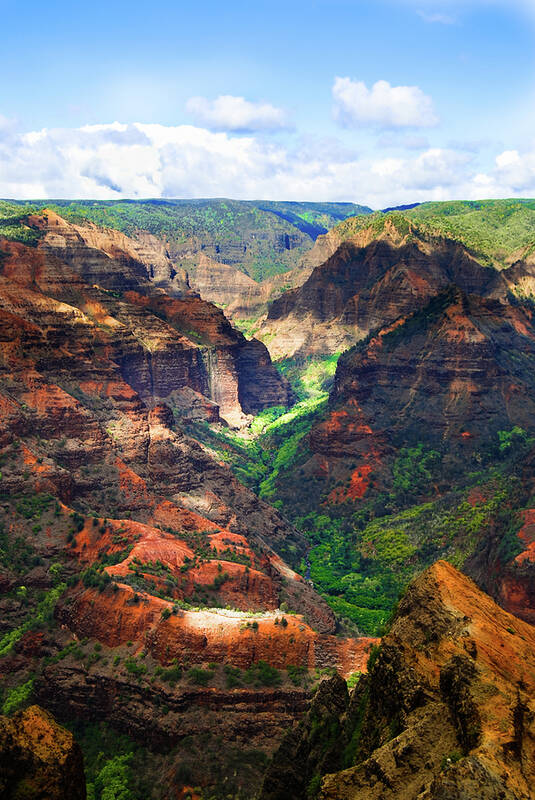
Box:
[153, 199, 371, 285]
[259, 674, 350, 800]
[276, 288, 535, 518]
[189, 254, 260, 308]
[327, 289, 535, 452]
[57, 579, 373, 674]
[261, 561, 535, 800]
[189, 253, 314, 321]
[321, 561, 535, 800]
[259, 219, 508, 359]
[37, 664, 312, 753]
[0, 705, 86, 800]
[0, 214, 292, 427]
[32, 209, 190, 296]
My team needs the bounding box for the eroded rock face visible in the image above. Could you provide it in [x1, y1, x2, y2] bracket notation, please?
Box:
[31, 209, 190, 295]
[321, 561, 535, 800]
[476, 505, 535, 628]
[259, 223, 509, 359]
[261, 562, 535, 800]
[36, 665, 312, 755]
[189, 253, 315, 321]
[285, 289, 535, 515]
[0, 214, 292, 429]
[0, 705, 86, 800]
[166, 216, 312, 283]
[328, 289, 535, 451]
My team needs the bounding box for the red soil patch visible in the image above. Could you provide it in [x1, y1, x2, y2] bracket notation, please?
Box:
[115, 458, 149, 498]
[150, 501, 220, 534]
[328, 464, 374, 504]
[514, 508, 535, 564]
[466, 486, 489, 507]
[185, 561, 278, 610]
[66, 582, 377, 677]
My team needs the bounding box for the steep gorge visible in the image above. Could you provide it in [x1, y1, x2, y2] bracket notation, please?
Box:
[0, 211, 377, 798]
[3, 200, 535, 799]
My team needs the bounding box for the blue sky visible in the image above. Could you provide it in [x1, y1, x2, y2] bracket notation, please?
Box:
[1, 0, 534, 205]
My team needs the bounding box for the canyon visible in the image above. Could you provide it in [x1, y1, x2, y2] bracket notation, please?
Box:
[2, 198, 535, 800]
[0, 207, 374, 798]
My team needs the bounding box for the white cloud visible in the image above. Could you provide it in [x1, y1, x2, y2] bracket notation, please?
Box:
[492, 148, 535, 191]
[417, 10, 457, 23]
[0, 120, 534, 209]
[332, 77, 439, 129]
[185, 95, 289, 132]
[377, 132, 430, 150]
[495, 149, 520, 169]
[406, 0, 535, 23]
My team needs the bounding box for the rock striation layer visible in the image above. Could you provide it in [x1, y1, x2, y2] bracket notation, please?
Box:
[258, 216, 535, 359]
[1, 212, 292, 427]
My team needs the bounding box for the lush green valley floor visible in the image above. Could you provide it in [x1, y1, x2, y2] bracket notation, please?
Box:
[189, 356, 531, 636]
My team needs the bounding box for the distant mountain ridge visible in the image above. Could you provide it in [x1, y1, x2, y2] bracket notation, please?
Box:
[0, 198, 372, 284]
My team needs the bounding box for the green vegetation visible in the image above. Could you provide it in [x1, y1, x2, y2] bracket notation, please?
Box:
[0, 523, 40, 574]
[124, 657, 148, 679]
[87, 753, 134, 800]
[0, 583, 67, 657]
[67, 721, 149, 800]
[391, 444, 440, 503]
[223, 660, 282, 688]
[15, 492, 55, 519]
[0, 201, 42, 246]
[155, 660, 182, 685]
[185, 353, 338, 504]
[244, 660, 281, 687]
[181, 352, 527, 635]
[275, 352, 341, 403]
[187, 666, 215, 686]
[81, 564, 112, 592]
[2, 678, 34, 715]
[196, 342, 531, 636]
[441, 751, 462, 771]
[407, 199, 535, 267]
[284, 426, 528, 635]
[331, 199, 535, 270]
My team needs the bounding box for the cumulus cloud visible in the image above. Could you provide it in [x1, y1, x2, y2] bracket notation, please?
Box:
[185, 95, 289, 132]
[491, 149, 535, 191]
[0, 120, 534, 208]
[332, 77, 439, 129]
